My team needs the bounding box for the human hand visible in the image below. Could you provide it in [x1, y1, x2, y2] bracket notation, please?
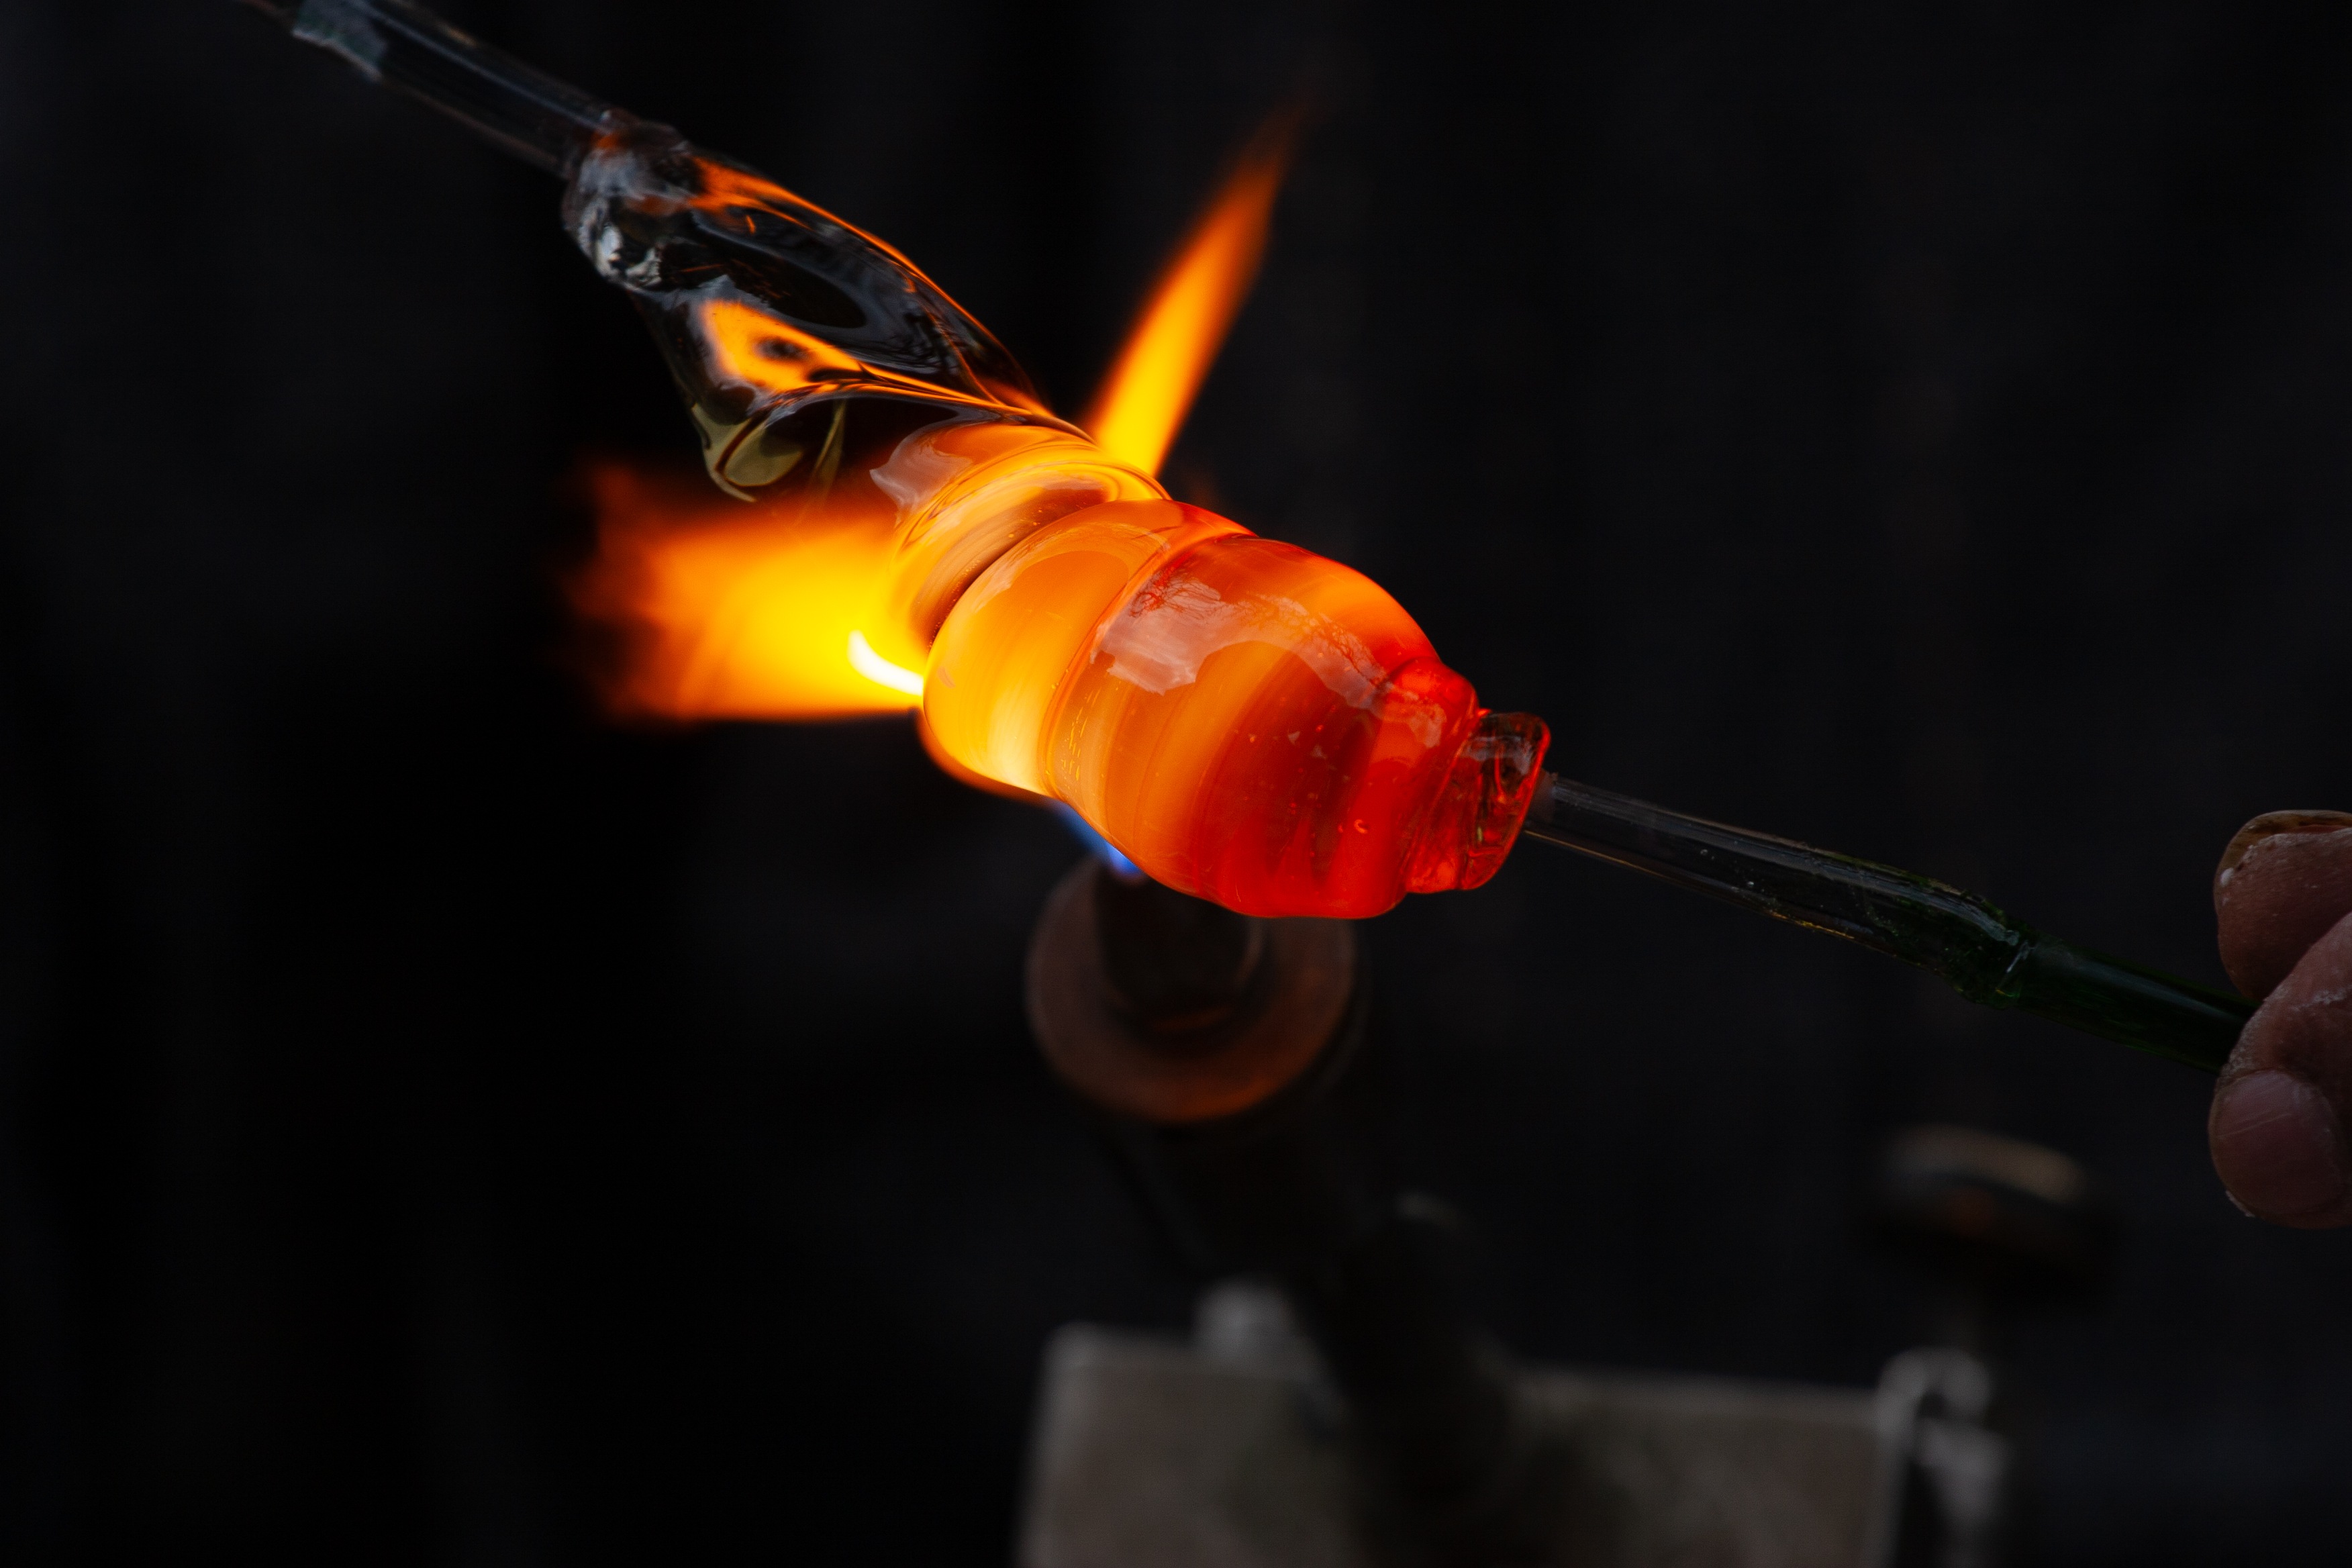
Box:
[2209, 812, 2352, 1227]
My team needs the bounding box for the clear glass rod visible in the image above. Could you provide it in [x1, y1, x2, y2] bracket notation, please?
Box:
[242, 0, 618, 174]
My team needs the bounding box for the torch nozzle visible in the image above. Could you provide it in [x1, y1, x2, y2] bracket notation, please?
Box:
[1519, 771, 2251, 1073]
[242, 0, 621, 175]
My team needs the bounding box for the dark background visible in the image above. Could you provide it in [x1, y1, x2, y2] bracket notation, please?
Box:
[4, 0, 2351, 1561]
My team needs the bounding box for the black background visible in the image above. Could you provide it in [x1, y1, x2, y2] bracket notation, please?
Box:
[4, 1, 2351, 1561]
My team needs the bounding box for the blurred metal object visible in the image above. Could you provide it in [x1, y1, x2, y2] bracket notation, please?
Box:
[1864, 1126, 2115, 1568]
[1872, 1125, 2114, 1312]
[1026, 856, 1355, 1129]
[1869, 1349, 2008, 1568]
[1018, 1288, 1887, 1568]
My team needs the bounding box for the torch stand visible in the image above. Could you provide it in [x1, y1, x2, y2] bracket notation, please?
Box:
[1024, 861, 1538, 1564]
[1015, 862, 1893, 1568]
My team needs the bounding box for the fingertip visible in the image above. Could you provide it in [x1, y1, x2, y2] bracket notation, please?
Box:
[2214, 814, 2352, 999]
[2216, 810, 2352, 882]
[2211, 1069, 2352, 1228]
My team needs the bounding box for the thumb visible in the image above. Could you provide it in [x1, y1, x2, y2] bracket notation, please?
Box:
[2210, 908, 2352, 1228]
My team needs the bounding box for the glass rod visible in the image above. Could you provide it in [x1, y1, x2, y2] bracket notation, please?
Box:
[1520, 772, 2251, 1073]
[242, 0, 618, 174]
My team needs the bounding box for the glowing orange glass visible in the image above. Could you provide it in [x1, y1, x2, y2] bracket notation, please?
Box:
[570, 124, 1547, 917]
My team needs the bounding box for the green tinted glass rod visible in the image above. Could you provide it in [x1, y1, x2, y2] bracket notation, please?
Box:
[1521, 772, 2251, 1073]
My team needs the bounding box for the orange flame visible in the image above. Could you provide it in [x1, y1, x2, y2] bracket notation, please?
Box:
[1084, 126, 1293, 477]
[573, 464, 914, 718]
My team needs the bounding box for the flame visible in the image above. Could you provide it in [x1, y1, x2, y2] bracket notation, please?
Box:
[1084, 125, 1293, 477]
[573, 464, 915, 718]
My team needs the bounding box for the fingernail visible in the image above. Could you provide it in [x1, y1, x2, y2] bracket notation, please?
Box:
[2218, 811, 2352, 880]
[2212, 1071, 2351, 1221]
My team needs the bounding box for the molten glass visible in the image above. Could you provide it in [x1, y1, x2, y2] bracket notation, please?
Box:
[558, 119, 1547, 916]
[924, 499, 1547, 914]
